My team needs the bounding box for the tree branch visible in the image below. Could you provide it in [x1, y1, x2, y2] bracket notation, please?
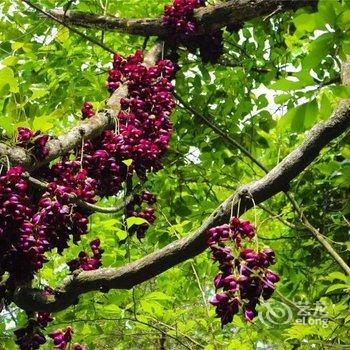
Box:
[286, 193, 350, 275]
[0, 44, 163, 170]
[47, 0, 315, 37]
[0, 0, 314, 167]
[22, 173, 135, 214]
[174, 91, 269, 173]
[13, 100, 350, 312]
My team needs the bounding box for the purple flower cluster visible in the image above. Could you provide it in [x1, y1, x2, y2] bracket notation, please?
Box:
[162, 0, 223, 63]
[19, 163, 94, 269]
[14, 320, 47, 350]
[49, 327, 73, 350]
[2, 50, 176, 350]
[0, 165, 92, 350]
[207, 217, 280, 325]
[73, 344, 87, 350]
[67, 238, 104, 272]
[126, 191, 157, 239]
[163, 0, 205, 36]
[81, 102, 95, 119]
[14, 311, 53, 350]
[0, 166, 35, 293]
[77, 50, 175, 197]
[17, 127, 49, 159]
[49, 326, 87, 350]
[0, 162, 94, 303]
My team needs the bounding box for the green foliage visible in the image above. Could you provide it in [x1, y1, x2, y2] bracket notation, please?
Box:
[0, 0, 349, 349]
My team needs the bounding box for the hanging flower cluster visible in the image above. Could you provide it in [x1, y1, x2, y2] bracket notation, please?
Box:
[81, 102, 95, 119]
[207, 217, 280, 326]
[126, 191, 157, 240]
[14, 317, 48, 350]
[67, 238, 104, 272]
[49, 327, 86, 350]
[79, 50, 175, 197]
[17, 127, 49, 160]
[1, 48, 176, 350]
[14, 287, 54, 350]
[162, 0, 223, 63]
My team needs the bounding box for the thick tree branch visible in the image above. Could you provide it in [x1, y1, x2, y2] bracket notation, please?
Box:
[47, 0, 315, 37]
[13, 101, 350, 312]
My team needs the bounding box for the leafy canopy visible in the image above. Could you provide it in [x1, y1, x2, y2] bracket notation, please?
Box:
[0, 0, 349, 349]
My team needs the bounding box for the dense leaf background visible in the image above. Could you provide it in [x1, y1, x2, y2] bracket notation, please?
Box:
[0, 0, 349, 349]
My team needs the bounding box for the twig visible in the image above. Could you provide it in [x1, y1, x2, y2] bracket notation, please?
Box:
[22, 0, 115, 54]
[286, 193, 350, 275]
[22, 172, 135, 214]
[174, 92, 269, 173]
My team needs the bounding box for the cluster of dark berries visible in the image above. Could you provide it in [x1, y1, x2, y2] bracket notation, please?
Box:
[67, 238, 104, 272]
[162, 0, 223, 63]
[78, 50, 175, 197]
[126, 191, 157, 239]
[17, 127, 49, 160]
[81, 102, 95, 119]
[207, 217, 279, 326]
[14, 311, 53, 350]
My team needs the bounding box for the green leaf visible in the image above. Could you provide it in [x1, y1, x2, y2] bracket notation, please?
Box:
[318, 91, 333, 120]
[29, 87, 49, 101]
[56, 27, 69, 43]
[32, 116, 54, 132]
[301, 33, 335, 70]
[11, 42, 24, 50]
[103, 304, 122, 315]
[0, 116, 15, 135]
[326, 283, 348, 293]
[2, 56, 18, 66]
[278, 99, 318, 132]
[270, 78, 308, 91]
[318, 0, 338, 25]
[116, 229, 128, 240]
[328, 86, 350, 98]
[338, 9, 350, 31]
[274, 93, 292, 104]
[0, 67, 18, 93]
[144, 291, 171, 301]
[293, 13, 324, 33]
[325, 272, 349, 283]
[122, 159, 133, 167]
[126, 216, 148, 228]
